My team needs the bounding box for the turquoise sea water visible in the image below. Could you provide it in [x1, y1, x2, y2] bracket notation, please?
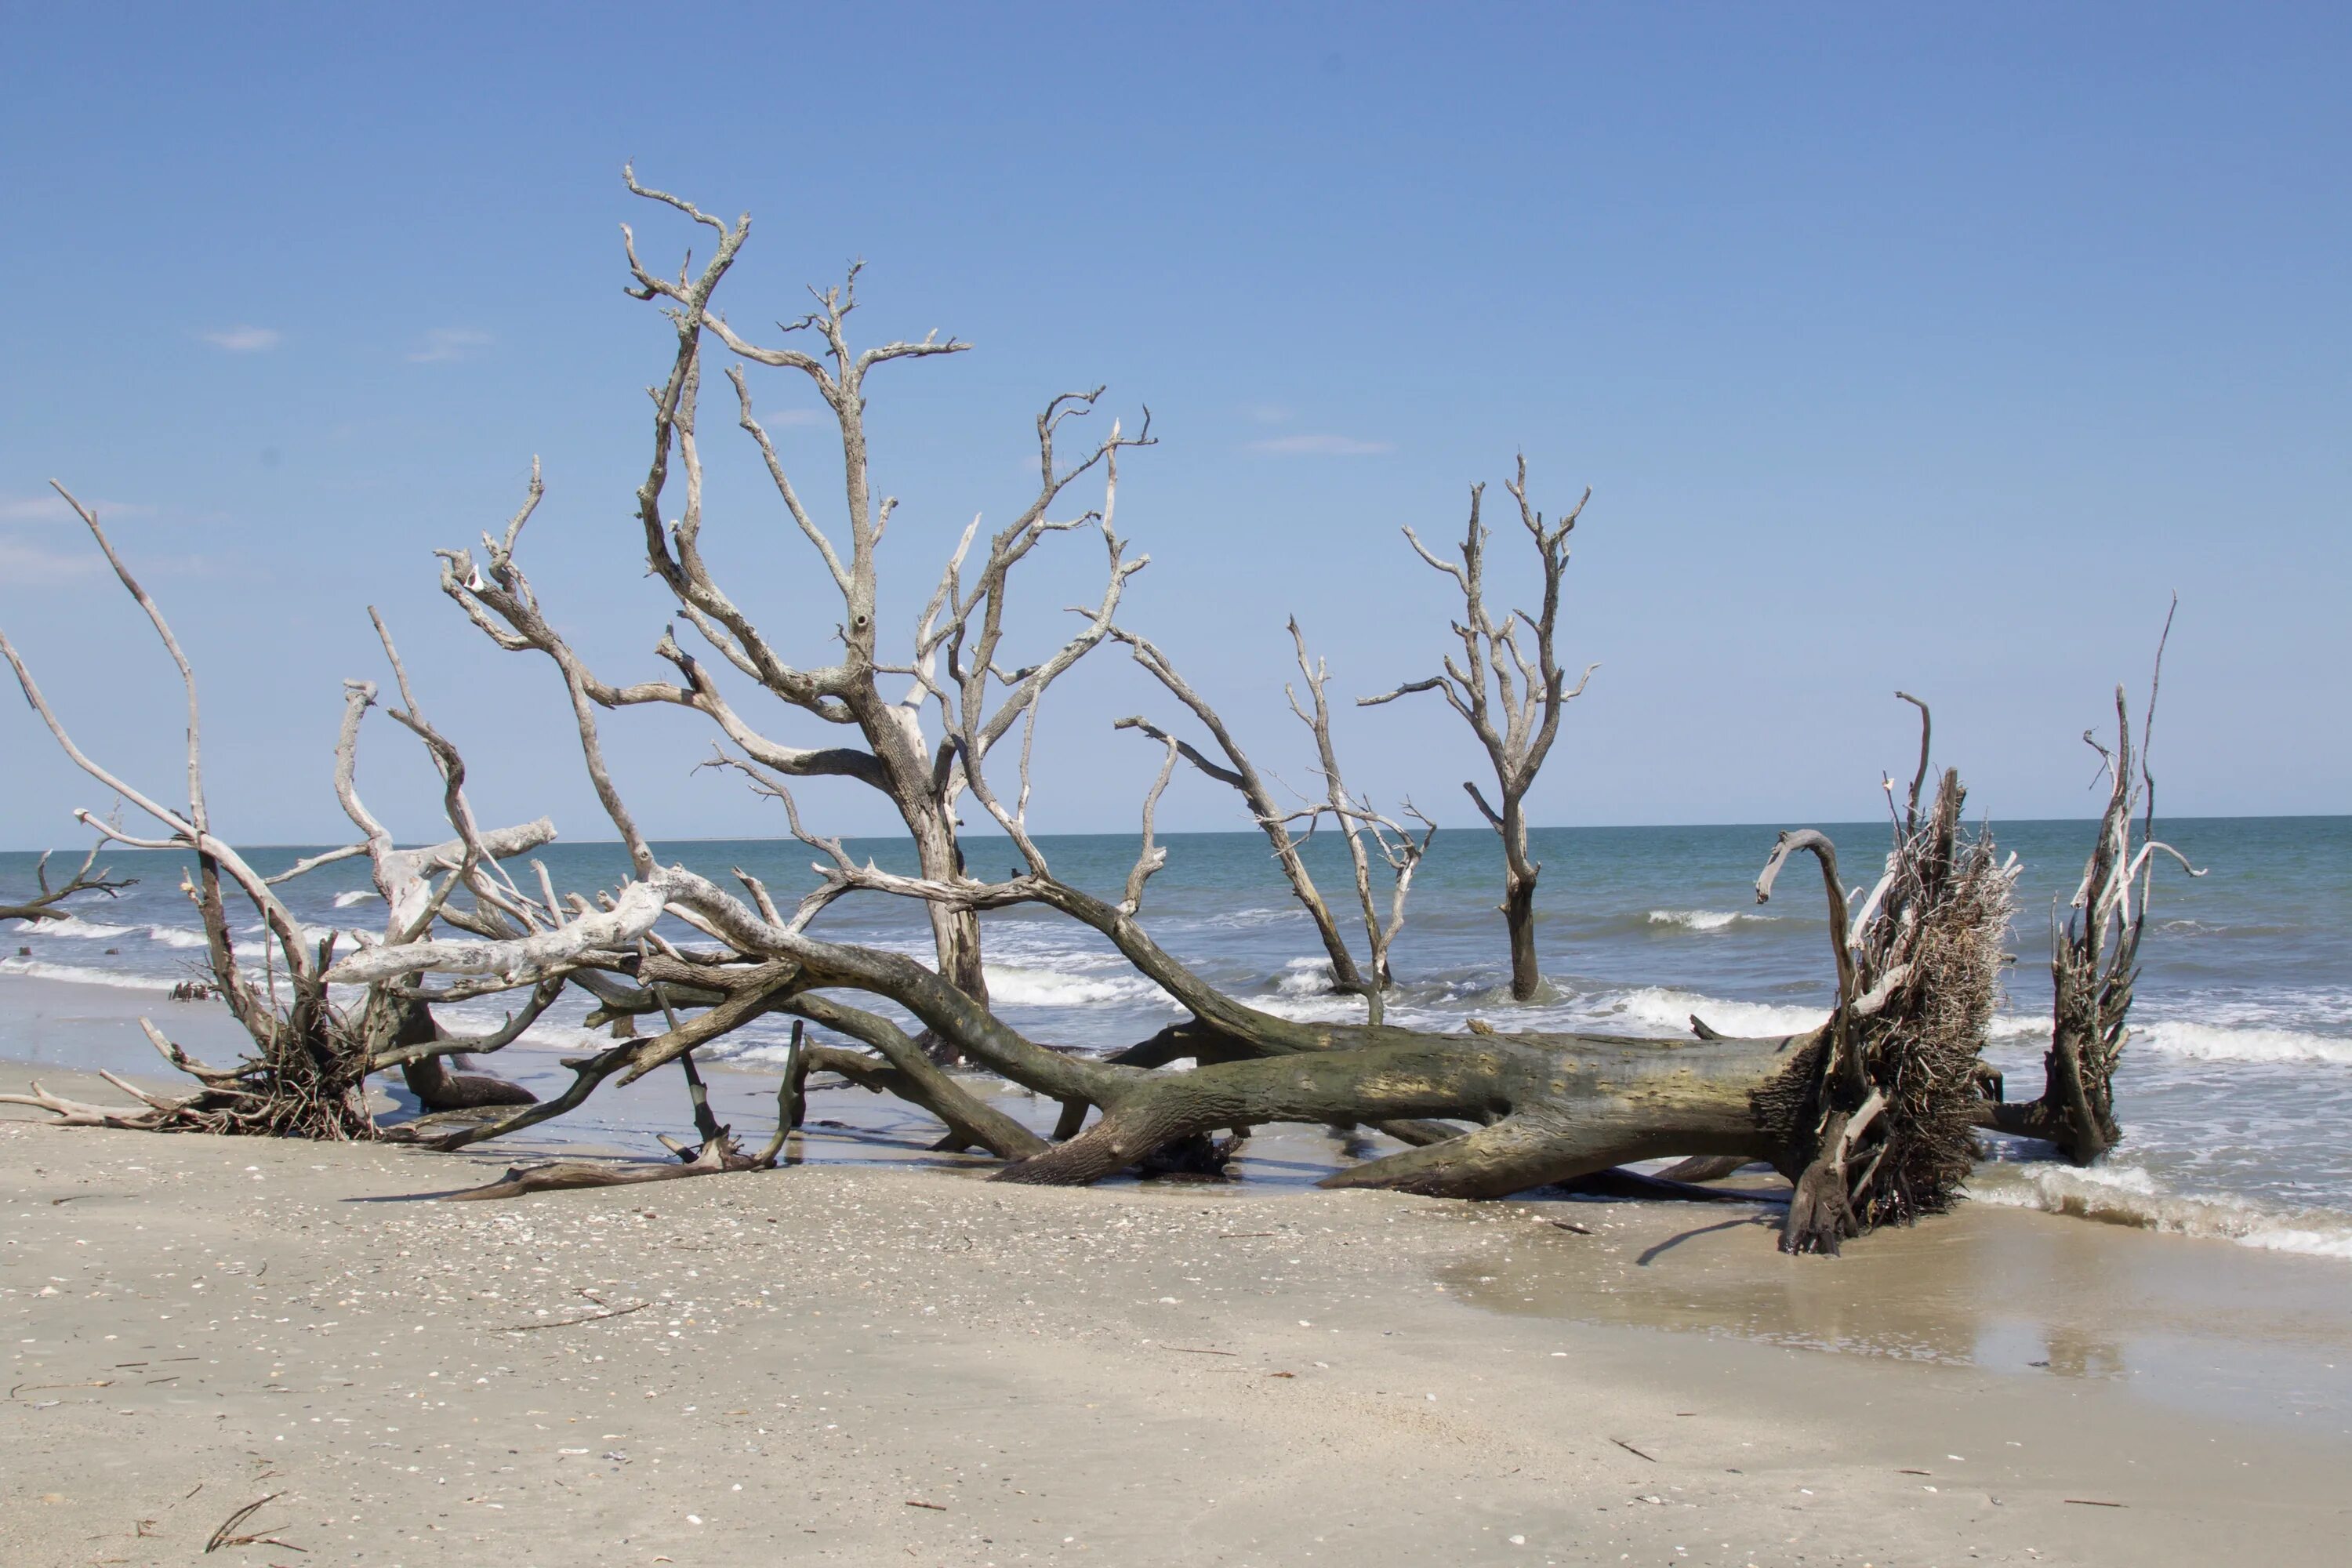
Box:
[6, 816, 2348, 1254]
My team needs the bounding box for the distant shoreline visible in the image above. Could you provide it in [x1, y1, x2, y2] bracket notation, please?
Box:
[9, 811, 2350, 858]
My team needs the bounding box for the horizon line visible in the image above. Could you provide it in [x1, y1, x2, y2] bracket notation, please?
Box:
[4, 809, 2341, 857]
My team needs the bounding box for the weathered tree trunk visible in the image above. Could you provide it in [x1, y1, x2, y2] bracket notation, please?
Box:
[909, 806, 989, 1008]
[998, 1027, 1823, 1196]
[1501, 821, 1542, 1002]
[392, 1004, 535, 1112]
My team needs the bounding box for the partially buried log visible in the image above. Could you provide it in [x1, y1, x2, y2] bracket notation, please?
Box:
[441, 1128, 771, 1200]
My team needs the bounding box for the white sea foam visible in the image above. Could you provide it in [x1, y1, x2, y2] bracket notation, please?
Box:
[0, 956, 177, 993]
[1969, 1161, 2352, 1260]
[15, 915, 137, 941]
[1250, 990, 1370, 1025]
[432, 1004, 601, 1052]
[143, 924, 210, 950]
[982, 964, 1171, 1009]
[1164, 905, 1305, 933]
[1606, 986, 1830, 1039]
[333, 890, 379, 909]
[1276, 956, 1336, 996]
[2131, 1018, 2352, 1067]
[1644, 909, 1749, 933]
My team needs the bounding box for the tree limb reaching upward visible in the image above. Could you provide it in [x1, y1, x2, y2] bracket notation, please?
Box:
[1362, 455, 1596, 1000]
[1977, 601, 2201, 1164]
[438, 169, 1152, 1027]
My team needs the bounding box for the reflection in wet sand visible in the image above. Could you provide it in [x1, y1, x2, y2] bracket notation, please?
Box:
[1439, 1195, 2352, 1432]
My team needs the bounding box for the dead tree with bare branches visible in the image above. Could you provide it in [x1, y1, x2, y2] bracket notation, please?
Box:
[1, 841, 135, 927]
[1363, 456, 1596, 1001]
[436, 169, 1150, 1036]
[1110, 619, 1432, 1025]
[0, 488, 593, 1138]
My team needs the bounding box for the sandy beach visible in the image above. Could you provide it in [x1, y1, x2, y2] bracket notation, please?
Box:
[6, 1054, 2350, 1568]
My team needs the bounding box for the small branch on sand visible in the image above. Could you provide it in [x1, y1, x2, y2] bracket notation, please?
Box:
[204, 1492, 297, 1553]
[498, 1301, 651, 1332]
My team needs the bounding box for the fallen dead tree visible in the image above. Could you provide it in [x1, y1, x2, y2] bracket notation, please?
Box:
[1, 176, 2194, 1253]
[0, 487, 568, 1138]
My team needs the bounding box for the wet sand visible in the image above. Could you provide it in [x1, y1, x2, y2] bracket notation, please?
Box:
[5, 981, 2351, 1564]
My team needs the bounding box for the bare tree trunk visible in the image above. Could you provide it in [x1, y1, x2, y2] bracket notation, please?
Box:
[996, 1027, 1818, 1195]
[908, 805, 989, 1007]
[1501, 800, 1541, 1001]
[392, 1004, 535, 1112]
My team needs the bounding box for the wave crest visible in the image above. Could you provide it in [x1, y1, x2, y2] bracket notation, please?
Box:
[1607, 986, 1830, 1039]
[1644, 909, 1752, 933]
[982, 964, 1171, 1010]
[1969, 1161, 2352, 1260]
[2132, 1019, 2352, 1067]
[0, 956, 177, 993]
[13, 915, 136, 941]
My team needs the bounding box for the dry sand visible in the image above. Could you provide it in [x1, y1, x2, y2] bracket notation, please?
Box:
[5, 1062, 2350, 1568]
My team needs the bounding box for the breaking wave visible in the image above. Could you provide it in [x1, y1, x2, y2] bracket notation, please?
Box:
[333, 890, 379, 908]
[1644, 909, 1756, 933]
[1604, 986, 1830, 1039]
[11, 916, 136, 941]
[1969, 1160, 2352, 1260]
[2132, 1018, 2352, 1068]
[982, 964, 1171, 1010]
[0, 956, 178, 993]
[16, 916, 211, 951]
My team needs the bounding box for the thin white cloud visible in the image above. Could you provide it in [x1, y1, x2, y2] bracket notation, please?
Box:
[408, 328, 495, 364]
[1246, 434, 1392, 457]
[0, 495, 155, 524]
[0, 538, 102, 584]
[201, 325, 282, 353]
[1243, 403, 1294, 426]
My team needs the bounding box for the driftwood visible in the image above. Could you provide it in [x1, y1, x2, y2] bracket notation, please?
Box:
[2, 176, 2197, 1258]
[0, 841, 135, 926]
[441, 1127, 779, 1200]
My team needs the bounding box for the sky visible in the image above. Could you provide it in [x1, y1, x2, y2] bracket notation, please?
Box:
[2, 3, 2347, 853]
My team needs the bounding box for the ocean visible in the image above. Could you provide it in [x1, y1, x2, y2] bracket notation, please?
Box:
[5, 815, 2348, 1259]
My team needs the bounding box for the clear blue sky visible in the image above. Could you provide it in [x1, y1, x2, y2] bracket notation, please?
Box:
[3, 3, 2346, 851]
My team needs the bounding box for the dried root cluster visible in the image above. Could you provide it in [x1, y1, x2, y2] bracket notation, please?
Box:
[1757, 757, 2020, 1254]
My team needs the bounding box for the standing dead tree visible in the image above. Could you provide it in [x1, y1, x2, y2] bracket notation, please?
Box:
[436, 169, 1151, 1025]
[1110, 619, 1432, 1024]
[1363, 456, 1596, 1001]
[1978, 612, 2200, 1163]
[0, 841, 134, 926]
